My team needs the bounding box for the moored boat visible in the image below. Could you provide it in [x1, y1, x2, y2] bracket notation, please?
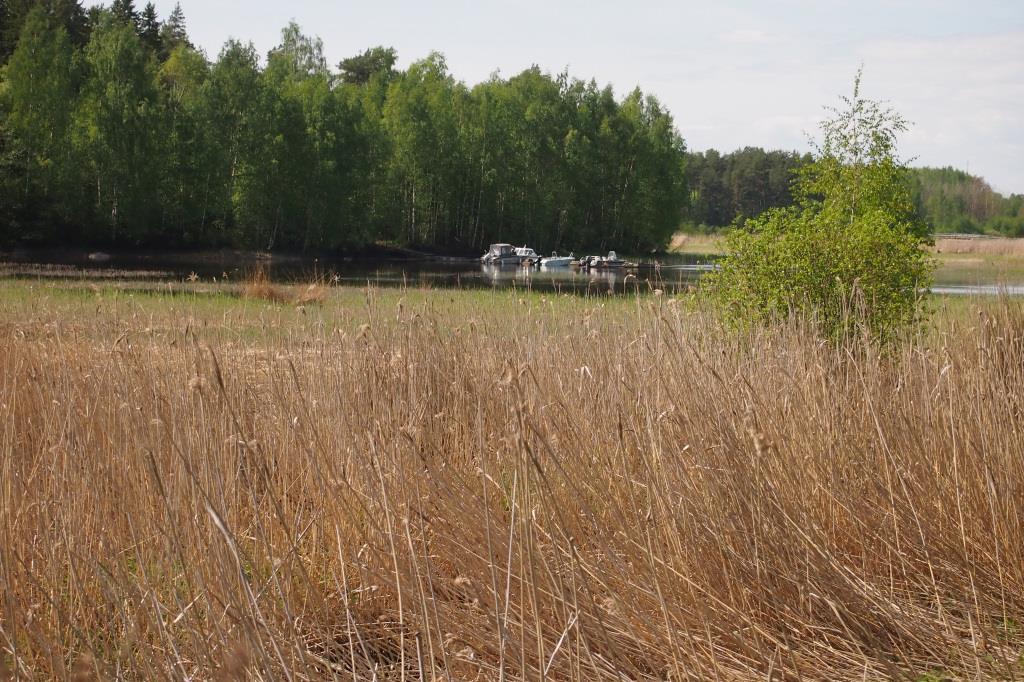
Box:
[514, 246, 541, 266]
[480, 243, 521, 265]
[578, 251, 630, 269]
[540, 251, 574, 268]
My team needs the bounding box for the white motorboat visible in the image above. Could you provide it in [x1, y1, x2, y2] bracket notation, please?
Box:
[578, 251, 629, 269]
[514, 246, 541, 266]
[540, 251, 574, 268]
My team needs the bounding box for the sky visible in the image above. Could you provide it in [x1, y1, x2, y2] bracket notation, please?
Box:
[151, 0, 1024, 194]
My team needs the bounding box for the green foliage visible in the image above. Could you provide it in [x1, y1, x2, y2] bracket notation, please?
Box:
[198, 39, 262, 245]
[684, 152, 1023, 239]
[710, 72, 933, 342]
[684, 147, 809, 229]
[910, 166, 1024, 236]
[795, 72, 926, 240]
[2, 5, 80, 238]
[338, 46, 396, 86]
[154, 43, 208, 240]
[109, 0, 138, 30]
[456, 71, 685, 252]
[4, 7, 76, 178]
[382, 52, 468, 246]
[1, 0, 90, 63]
[714, 206, 932, 341]
[138, 2, 160, 54]
[158, 2, 189, 58]
[76, 11, 160, 240]
[0, 110, 27, 241]
[0, 16, 689, 252]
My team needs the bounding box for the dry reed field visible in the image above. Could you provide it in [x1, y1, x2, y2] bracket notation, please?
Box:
[670, 234, 1024, 259]
[1, 282, 1023, 680]
[668, 234, 726, 256]
[934, 238, 1024, 258]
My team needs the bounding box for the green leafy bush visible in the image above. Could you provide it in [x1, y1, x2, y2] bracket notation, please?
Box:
[709, 71, 934, 342]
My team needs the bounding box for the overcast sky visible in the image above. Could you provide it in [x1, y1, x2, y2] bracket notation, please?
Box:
[150, 0, 1024, 194]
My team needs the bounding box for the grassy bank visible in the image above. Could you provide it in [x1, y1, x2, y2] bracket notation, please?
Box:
[1, 281, 1023, 679]
[671, 232, 1024, 286]
[668, 232, 727, 256]
[933, 237, 1024, 285]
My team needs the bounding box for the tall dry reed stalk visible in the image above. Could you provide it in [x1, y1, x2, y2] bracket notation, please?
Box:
[0, 287, 1022, 680]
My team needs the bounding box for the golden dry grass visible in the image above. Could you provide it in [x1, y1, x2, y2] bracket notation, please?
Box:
[934, 237, 1024, 257]
[670, 232, 1024, 284]
[674, 233, 1024, 264]
[294, 282, 328, 306]
[242, 268, 291, 304]
[1, 284, 1023, 680]
[668, 233, 726, 256]
[242, 269, 329, 307]
[932, 238, 1024, 284]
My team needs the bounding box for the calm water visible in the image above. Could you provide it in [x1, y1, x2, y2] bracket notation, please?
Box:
[0, 250, 715, 295]
[931, 284, 1024, 296]
[3, 249, 1022, 296]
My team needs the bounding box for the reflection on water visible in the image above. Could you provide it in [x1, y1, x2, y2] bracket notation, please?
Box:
[0, 251, 715, 295]
[6, 249, 1022, 296]
[478, 264, 705, 294]
[281, 263, 707, 294]
[931, 284, 1024, 296]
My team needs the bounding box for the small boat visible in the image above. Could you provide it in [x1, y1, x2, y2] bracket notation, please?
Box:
[540, 251, 574, 268]
[579, 251, 629, 269]
[480, 243, 521, 265]
[514, 246, 541, 266]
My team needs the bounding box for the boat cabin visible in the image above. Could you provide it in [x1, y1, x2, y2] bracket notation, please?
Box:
[487, 243, 514, 258]
[481, 243, 519, 264]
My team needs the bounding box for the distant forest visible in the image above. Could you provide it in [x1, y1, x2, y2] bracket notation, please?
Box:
[683, 147, 1024, 237]
[1, 2, 1021, 255]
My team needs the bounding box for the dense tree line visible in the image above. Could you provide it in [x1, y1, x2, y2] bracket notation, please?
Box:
[682, 147, 810, 230]
[909, 167, 1024, 236]
[0, 2, 687, 252]
[684, 147, 1023, 237]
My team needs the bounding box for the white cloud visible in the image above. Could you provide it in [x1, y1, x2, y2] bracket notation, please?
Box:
[862, 31, 1024, 193]
[672, 26, 1024, 193]
[719, 29, 774, 45]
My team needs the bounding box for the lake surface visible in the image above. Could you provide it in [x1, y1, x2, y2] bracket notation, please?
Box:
[2, 249, 1022, 296]
[0, 250, 715, 295]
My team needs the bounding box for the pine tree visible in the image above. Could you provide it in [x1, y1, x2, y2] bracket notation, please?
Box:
[110, 0, 138, 31]
[1, 0, 89, 61]
[159, 2, 188, 51]
[138, 1, 161, 53]
[53, 0, 90, 48]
